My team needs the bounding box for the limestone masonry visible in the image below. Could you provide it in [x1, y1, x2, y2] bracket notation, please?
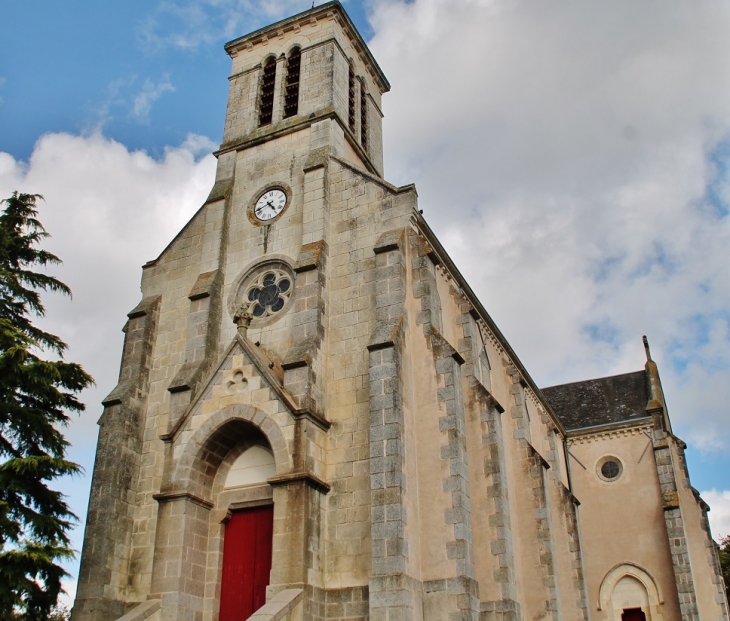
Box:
[71, 3, 729, 621]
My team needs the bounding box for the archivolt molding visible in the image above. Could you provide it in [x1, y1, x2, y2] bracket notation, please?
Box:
[174, 403, 292, 493]
[598, 562, 664, 610]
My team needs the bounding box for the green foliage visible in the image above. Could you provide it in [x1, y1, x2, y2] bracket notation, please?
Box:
[0, 193, 93, 620]
[720, 535, 730, 603]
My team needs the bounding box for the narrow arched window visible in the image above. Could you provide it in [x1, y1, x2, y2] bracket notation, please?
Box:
[283, 47, 301, 119]
[476, 325, 492, 391]
[259, 57, 277, 127]
[360, 79, 368, 152]
[348, 65, 356, 132]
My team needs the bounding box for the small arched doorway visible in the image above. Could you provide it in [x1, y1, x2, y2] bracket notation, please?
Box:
[598, 563, 664, 621]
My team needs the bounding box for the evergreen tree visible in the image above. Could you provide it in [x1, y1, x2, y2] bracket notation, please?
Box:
[0, 193, 93, 619]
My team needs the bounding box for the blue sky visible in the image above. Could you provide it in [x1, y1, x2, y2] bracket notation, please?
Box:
[1, 1, 373, 161]
[2, 0, 730, 603]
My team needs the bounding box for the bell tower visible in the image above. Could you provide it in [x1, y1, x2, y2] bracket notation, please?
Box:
[216, 1, 389, 180]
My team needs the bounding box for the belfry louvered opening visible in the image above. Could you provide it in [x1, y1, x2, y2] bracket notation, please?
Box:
[258, 57, 277, 127]
[284, 47, 301, 119]
[348, 65, 356, 132]
[360, 79, 368, 152]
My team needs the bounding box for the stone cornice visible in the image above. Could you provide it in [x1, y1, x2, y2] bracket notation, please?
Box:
[214, 107, 380, 178]
[268, 471, 331, 494]
[566, 417, 654, 442]
[152, 491, 214, 510]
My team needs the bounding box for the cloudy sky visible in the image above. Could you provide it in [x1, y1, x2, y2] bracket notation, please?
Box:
[2, 0, 730, 603]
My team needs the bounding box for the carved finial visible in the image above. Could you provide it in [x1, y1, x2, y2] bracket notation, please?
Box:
[643, 335, 652, 362]
[233, 304, 253, 334]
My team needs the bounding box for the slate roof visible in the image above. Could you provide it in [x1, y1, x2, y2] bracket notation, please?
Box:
[541, 370, 649, 432]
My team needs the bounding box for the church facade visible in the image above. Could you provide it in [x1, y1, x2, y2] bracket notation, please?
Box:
[71, 3, 728, 621]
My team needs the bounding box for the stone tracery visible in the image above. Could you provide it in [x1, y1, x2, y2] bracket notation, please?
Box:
[245, 270, 292, 317]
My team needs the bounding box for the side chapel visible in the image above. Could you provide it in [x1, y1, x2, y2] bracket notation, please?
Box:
[71, 3, 729, 621]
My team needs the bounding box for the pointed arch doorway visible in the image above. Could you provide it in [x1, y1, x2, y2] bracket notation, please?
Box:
[219, 504, 274, 620]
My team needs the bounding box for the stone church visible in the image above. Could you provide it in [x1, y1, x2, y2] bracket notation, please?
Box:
[71, 3, 729, 621]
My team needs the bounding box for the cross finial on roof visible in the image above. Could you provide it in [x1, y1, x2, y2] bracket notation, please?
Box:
[643, 335, 652, 361]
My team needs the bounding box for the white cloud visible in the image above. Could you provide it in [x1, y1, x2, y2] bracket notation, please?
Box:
[0, 131, 216, 576]
[0, 131, 216, 444]
[368, 0, 730, 452]
[132, 74, 176, 122]
[702, 489, 730, 541]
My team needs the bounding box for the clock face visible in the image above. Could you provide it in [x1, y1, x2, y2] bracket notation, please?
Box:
[254, 189, 287, 222]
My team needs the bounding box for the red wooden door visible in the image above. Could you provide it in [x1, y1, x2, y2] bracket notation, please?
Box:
[219, 505, 274, 621]
[621, 609, 646, 621]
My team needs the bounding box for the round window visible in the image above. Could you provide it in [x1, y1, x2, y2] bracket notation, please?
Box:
[601, 460, 620, 479]
[596, 456, 623, 482]
[230, 260, 296, 327]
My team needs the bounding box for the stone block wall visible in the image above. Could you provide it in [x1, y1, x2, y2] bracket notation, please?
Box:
[73, 296, 161, 621]
[652, 432, 700, 620]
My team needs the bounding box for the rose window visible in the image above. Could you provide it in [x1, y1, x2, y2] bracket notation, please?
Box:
[245, 270, 292, 318]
